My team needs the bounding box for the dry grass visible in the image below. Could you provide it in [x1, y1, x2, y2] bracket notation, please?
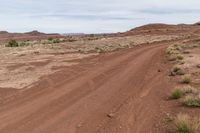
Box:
[183, 95, 200, 107]
[170, 86, 198, 100]
[181, 75, 192, 84]
[182, 86, 198, 95]
[174, 113, 200, 133]
[173, 66, 185, 75]
[165, 45, 185, 63]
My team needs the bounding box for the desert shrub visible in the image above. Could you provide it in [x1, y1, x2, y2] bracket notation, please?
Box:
[173, 66, 181, 72]
[175, 113, 200, 133]
[95, 47, 104, 53]
[19, 41, 31, 46]
[48, 37, 53, 41]
[175, 46, 183, 51]
[166, 45, 185, 62]
[6, 40, 19, 47]
[176, 69, 185, 75]
[181, 75, 192, 84]
[46, 38, 62, 44]
[165, 47, 174, 55]
[182, 86, 198, 95]
[177, 55, 184, 60]
[166, 49, 179, 55]
[52, 38, 61, 43]
[19, 41, 26, 46]
[171, 89, 184, 99]
[170, 86, 197, 100]
[183, 95, 200, 107]
[173, 66, 185, 75]
[168, 55, 177, 61]
[179, 60, 185, 65]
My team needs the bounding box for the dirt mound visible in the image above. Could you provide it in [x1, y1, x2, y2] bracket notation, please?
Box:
[117, 23, 200, 36]
[132, 23, 176, 31]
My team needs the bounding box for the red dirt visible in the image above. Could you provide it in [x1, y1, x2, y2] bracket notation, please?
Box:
[0, 41, 175, 133]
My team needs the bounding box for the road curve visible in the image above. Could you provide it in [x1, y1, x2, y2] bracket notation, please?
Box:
[0, 43, 173, 133]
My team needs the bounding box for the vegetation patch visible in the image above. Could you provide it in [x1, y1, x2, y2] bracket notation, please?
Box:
[171, 89, 184, 99]
[165, 45, 185, 62]
[177, 55, 184, 60]
[170, 86, 198, 100]
[6, 40, 19, 47]
[183, 95, 200, 107]
[182, 86, 198, 95]
[168, 55, 178, 61]
[181, 75, 192, 84]
[47, 38, 62, 44]
[172, 66, 185, 76]
[176, 69, 186, 75]
[174, 113, 200, 133]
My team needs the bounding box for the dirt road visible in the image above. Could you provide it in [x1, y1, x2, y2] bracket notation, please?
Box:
[0, 43, 174, 133]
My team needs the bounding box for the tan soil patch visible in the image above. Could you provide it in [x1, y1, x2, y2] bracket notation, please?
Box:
[0, 52, 96, 89]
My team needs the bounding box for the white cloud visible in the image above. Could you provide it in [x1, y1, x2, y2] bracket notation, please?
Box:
[0, 0, 200, 33]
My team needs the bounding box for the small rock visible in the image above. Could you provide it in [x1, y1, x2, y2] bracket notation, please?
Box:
[158, 69, 161, 72]
[107, 113, 115, 118]
[197, 64, 200, 68]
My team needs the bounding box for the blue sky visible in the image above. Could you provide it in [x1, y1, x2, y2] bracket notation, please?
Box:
[0, 0, 200, 33]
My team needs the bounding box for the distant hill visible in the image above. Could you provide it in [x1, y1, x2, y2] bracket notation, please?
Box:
[117, 23, 200, 36]
[0, 30, 61, 41]
[25, 30, 46, 36]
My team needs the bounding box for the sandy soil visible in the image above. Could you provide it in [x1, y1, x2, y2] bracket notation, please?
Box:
[0, 52, 96, 89]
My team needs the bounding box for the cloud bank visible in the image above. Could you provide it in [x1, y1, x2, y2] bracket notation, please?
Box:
[0, 0, 200, 33]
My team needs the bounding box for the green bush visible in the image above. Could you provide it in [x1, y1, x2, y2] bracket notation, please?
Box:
[48, 37, 53, 41]
[6, 40, 19, 47]
[52, 38, 60, 43]
[171, 89, 184, 99]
